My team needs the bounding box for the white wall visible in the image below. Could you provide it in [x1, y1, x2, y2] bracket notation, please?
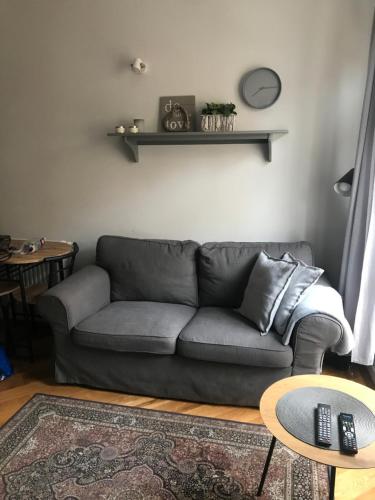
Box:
[0, 0, 374, 284]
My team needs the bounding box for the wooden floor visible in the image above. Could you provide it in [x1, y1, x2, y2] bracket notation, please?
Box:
[0, 338, 374, 499]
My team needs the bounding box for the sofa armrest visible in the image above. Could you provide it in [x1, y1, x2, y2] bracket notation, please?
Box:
[281, 277, 354, 375]
[37, 265, 110, 334]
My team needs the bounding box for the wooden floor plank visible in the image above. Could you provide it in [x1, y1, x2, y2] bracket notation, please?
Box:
[0, 350, 374, 499]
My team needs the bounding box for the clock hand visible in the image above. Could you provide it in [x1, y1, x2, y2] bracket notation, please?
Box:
[251, 85, 277, 97]
[251, 87, 264, 97]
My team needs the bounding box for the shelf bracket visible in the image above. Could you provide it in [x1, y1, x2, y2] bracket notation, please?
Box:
[265, 132, 286, 163]
[123, 136, 139, 163]
[266, 135, 272, 163]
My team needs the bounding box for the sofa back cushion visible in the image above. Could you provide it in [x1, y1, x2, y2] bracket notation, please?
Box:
[96, 236, 199, 306]
[198, 241, 313, 307]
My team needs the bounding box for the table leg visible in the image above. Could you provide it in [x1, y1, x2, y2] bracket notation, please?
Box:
[18, 267, 33, 362]
[329, 466, 336, 500]
[5, 268, 17, 326]
[256, 435, 277, 496]
[1, 298, 14, 355]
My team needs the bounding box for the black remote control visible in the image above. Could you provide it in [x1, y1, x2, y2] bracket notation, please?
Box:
[338, 413, 358, 455]
[315, 403, 332, 447]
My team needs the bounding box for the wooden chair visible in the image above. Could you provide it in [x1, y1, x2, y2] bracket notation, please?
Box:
[46, 241, 80, 288]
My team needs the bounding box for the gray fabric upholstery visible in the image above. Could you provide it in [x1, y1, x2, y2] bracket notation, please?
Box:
[178, 307, 293, 368]
[96, 236, 199, 306]
[237, 251, 297, 333]
[273, 252, 324, 335]
[72, 301, 196, 355]
[283, 276, 354, 355]
[291, 314, 344, 375]
[37, 265, 110, 331]
[54, 331, 292, 407]
[37, 237, 353, 408]
[198, 241, 314, 307]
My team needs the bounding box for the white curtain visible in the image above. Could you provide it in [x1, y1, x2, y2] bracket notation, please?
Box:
[339, 14, 375, 365]
[351, 178, 375, 365]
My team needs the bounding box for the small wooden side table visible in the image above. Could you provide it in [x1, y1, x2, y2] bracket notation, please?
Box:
[1, 240, 75, 359]
[5, 240, 73, 266]
[257, 375, 375, 499]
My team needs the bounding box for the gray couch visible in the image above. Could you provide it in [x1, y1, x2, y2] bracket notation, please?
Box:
[38, 236, 353, 407]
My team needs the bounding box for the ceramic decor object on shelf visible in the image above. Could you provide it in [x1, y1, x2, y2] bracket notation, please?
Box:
[159, 96, 195, 132]
[133, 119, 145, 132]
[163, 104, 190, 132]
[200, 103, 237, 132]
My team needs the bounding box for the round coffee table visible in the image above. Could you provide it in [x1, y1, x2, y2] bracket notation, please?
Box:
[257, 375, 375, 499]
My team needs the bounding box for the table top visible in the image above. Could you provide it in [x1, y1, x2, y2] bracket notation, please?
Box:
[3, 240, 73, 265]
[260, 374, 375, 469]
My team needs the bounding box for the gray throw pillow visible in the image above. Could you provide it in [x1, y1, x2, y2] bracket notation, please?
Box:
[237, 251, 298, 334]
[273, 252, 324, 335]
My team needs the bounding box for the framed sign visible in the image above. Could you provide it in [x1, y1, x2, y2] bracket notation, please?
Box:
[159, 95, 195, 132]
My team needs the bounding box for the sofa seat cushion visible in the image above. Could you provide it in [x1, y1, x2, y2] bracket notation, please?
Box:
[72, 301, 196, 355]
[177, 307, 293, 368]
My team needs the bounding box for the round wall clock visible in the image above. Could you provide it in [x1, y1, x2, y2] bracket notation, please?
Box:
[241, 68, 282, 109]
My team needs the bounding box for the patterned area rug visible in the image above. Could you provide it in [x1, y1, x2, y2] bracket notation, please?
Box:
[0, 394, 329, 499]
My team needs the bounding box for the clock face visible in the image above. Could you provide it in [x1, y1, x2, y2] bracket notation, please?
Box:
[241, 68, 282, 109]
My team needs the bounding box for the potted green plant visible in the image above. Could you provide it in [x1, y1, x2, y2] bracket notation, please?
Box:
[201, 103, 237, 132]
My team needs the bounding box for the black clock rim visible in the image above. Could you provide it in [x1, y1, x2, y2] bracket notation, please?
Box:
[241, 67, 282, 109]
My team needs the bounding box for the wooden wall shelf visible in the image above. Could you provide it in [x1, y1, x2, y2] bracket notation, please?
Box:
[107, 130, 288, 163]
